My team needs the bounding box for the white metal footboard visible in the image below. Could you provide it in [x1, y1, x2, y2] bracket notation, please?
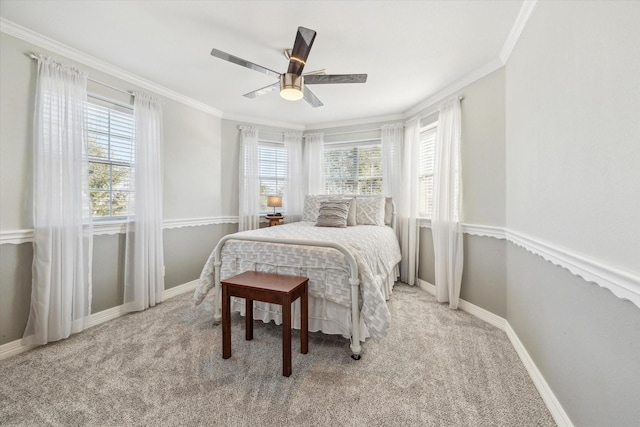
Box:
[211, 234, 363, 359]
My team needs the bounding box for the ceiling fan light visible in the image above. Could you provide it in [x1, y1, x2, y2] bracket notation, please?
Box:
[280, 73, 304, 101]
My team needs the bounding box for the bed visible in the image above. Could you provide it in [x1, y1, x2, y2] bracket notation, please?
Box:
[194, 195, 401, 359]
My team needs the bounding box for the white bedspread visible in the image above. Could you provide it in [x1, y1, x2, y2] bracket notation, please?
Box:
[194, 222, 401, 339]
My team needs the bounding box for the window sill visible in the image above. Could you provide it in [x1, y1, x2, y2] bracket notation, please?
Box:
[419, 218, 431, 228]
[93, 220, 128, 236]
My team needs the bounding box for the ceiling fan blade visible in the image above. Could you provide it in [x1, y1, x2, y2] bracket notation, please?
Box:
[303, 87, 323, 108]
[287, 27, 316, 76]
[243, 82, 280, 99]
[304, 74, 368, 85]
[302, 69, 326, 76]
[210, 48, 280, 79]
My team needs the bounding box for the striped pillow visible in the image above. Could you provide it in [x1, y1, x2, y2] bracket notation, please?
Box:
[331, 197, 357, 226]
[315, 201, 350, 228]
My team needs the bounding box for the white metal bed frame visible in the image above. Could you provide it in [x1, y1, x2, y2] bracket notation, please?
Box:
[210, 197, 397, 360]
[210, 235, 364, 358]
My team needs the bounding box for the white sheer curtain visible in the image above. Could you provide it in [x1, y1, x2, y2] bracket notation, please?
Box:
[382, 123, 404, 233]
[238, 126, 260, 231]
[304, 132, 325, 194]
[284, 132, 304, 222]
[398, 118, 421, 285]
[24, 55, 93, 345]
[432, 98, 463, 308]
[124, 92, 165, 312]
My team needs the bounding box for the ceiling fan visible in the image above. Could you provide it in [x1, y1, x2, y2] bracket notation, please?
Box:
[210, 26, 367, 108]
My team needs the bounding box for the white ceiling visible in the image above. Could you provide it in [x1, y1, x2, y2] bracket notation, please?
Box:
[0, 0, 524, 127]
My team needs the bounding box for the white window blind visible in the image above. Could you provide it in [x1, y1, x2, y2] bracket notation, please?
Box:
[258, 143, 287, 213]
[419, 126, 437, 217]
[324, 143, 383, 195]
[87, 96, 135, 219]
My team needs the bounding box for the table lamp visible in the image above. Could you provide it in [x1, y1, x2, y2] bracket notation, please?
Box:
[267, 196, 282, 216]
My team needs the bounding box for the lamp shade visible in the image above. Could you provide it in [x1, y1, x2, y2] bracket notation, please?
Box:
[267, 196, 282, 208]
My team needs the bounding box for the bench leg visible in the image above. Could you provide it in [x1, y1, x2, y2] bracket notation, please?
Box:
[245, 299, 253, 340]
[222, 285, 231, 359]
[282, 299, 292, 377]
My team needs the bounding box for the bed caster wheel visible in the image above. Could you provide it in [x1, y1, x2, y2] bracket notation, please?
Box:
[351, 354, 361, 360]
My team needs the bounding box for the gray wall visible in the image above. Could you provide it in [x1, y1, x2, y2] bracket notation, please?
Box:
[419, 228, 507, 318]
[309, 69, 508, 317]
[504, 2, 640, 424]
[0, 32, 235, 346]
[415, 68, 508, 316]
[0, 243, 32, 344]
[507, 244, 640, 426]
[505, 1, 639, 270]
[220, 119, 302, 217]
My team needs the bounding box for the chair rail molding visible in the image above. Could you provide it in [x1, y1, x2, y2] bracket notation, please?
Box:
[506, 229, 640, 309]
[0, 216, 240, 244]
[417, 221, 639, 309]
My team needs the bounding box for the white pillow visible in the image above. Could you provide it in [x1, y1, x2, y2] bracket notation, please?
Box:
[384, 197, 393, 226]
[355, 196, 386, 226]
[303, 195, 332, 222]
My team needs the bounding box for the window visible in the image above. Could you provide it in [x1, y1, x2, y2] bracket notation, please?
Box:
[419, 125, 437, 217]
[87, 96, 135, 219]
[258, 143, 287, 213]
[324, 143, 383, 195]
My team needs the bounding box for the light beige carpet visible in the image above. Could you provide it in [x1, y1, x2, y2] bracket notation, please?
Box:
[0, 284, 555, 426]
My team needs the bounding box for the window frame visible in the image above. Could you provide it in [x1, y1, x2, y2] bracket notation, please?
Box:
[86, 94, 135, 221]
[257, 141, 288, 215]
[323, 139, 383, 196]
[418, 122, 438, 218]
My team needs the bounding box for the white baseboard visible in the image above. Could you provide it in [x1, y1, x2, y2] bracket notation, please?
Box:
[0, 340, 37, 360]
[162, 279, 198, 300]
[417, 278, 436, 295]
[0, 279, 199, 361]
[416, 278, 571, 426]
[417, 279, 506, 330]
[505, 323, 573, 426]
[457, 299, 507, 331]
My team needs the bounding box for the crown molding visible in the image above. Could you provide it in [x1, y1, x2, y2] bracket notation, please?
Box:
[222, 112, 305, 131]
[1, 0, 539, 132]
[403, 57, 504, 120]
[0, 9, 535, 132]
[0, 18, 223, 118]
[304, 112, 405, 132]
[370, 1, 538, 124]
[499, 0, 538, 64]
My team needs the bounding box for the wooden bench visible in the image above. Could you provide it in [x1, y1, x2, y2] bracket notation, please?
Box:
[221, 271, 309, 377]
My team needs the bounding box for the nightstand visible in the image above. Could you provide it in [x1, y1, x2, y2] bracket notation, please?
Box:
[266, 215, 285, 227]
